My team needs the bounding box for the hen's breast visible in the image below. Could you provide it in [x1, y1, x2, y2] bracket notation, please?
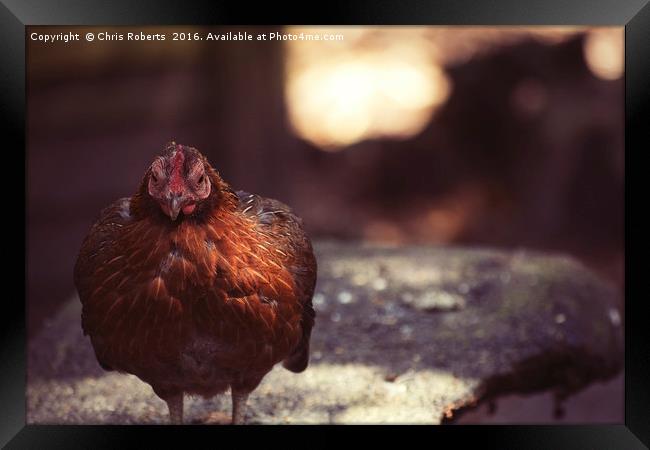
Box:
[79, 210, 306, 388]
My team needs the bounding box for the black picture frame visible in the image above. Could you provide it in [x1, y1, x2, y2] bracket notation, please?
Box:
[3, 0, 647, 447]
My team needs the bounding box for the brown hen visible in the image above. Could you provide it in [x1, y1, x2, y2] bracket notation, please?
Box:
[74, 142, 317, 424]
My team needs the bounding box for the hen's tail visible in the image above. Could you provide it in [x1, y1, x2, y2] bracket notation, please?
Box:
[282, 338, 311, 373]
[283, 298, 315, 373]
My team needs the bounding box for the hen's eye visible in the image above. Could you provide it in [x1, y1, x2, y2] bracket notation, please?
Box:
[151, 173, 158, 182]
[198, 175, 205, 184]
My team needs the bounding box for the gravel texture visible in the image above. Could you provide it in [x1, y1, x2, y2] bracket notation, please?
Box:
[27, 241, 623, 424]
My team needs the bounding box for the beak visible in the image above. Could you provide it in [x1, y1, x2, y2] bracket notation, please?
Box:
[168, 195, 182, 221]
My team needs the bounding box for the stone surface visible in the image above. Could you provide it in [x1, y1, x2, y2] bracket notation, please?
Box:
[27, 241, 623, 424]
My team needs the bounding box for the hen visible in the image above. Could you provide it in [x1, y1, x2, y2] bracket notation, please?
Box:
[74, 142, 317, 424]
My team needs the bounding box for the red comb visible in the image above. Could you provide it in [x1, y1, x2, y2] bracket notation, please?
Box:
[169, 145, 185, 193]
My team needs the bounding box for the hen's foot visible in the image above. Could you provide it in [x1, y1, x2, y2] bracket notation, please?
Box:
[165, 392, 184, 425]
[231, 390, 250, 425]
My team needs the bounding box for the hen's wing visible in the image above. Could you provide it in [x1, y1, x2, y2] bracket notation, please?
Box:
[74, 198, 133, 345]
[236, 190, 317, 373]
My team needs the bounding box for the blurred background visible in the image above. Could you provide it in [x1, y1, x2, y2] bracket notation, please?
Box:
[27, 25, 623, 340]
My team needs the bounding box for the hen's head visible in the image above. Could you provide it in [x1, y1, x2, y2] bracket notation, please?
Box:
[145, 142, 218, 221]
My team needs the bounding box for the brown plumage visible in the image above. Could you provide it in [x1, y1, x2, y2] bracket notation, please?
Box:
[74, 142, 317, 424]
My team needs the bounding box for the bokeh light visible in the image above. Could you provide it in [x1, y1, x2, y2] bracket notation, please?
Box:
[583, 28, 624, 80]
[284, 27, 451, 151]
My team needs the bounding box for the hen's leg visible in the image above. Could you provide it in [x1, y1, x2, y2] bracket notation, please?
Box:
[231, 389, 250, 425]
[164, 392, 184, 424]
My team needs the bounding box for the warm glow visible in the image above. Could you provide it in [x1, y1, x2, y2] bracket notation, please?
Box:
[584, 28, 624, 80]
[285, 27, 451, 151]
